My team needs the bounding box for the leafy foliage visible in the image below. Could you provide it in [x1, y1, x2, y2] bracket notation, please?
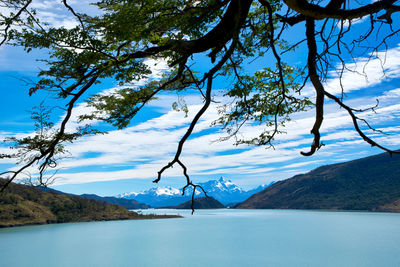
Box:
[1, 0, 400, 192]
[2, 103, 66, 163]
[215, 65, 311, 145]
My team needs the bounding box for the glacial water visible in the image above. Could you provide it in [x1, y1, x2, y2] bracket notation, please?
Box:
[1, 209, 400, 267]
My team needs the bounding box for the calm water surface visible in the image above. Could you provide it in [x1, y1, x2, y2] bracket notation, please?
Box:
[0, 209, 400, 267]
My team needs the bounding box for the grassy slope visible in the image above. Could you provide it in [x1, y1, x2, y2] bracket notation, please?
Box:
[0, 179, 179, 228]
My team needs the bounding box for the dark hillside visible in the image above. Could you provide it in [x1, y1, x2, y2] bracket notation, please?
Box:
[236, 151, 400, 212]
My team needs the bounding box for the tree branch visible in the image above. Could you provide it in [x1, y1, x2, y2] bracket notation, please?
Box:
[301, 18, 325, 156]
[0, 0, 32, 46]
[324, 91, 399, 156]
[284, 0, 398, 21]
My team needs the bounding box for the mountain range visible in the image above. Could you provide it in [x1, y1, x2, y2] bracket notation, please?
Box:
[118, 177, 272, 207]
[235, 151, 400, 212]
[80, 194, 150, 209]
[39, 187, 150, 209]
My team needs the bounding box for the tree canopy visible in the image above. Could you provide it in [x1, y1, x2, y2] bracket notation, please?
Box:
[1, 0, 400, 199]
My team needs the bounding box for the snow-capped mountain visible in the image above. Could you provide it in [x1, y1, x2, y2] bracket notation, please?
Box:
[199, 177, 243, 193]
[118, 186, 181, 198]
[118, 177, 273, 207]
[117, 185, 199, 208]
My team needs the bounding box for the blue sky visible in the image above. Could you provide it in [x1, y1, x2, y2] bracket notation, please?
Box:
[1, 1, 400, 196]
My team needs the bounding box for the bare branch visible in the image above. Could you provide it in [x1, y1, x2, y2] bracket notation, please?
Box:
[62, 0, 86, 31]
[284, 0, 398, 21]
[301, 18, 325, 156]
[324, 91, 399, 156]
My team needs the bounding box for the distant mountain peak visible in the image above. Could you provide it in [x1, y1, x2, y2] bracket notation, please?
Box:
[153, 186, 181, 196]
[118, 177, 272, 207]
[117, 186, 182, 198]
[218, 176, 229, 182]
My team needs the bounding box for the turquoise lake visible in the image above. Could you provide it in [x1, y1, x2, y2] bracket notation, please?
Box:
[1, 209, 400, 267]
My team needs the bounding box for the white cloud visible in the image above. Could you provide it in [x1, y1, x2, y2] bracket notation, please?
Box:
[339, 16, 369, 28]
[281, 160, 323, 169]
[324, 45, 400, 95]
